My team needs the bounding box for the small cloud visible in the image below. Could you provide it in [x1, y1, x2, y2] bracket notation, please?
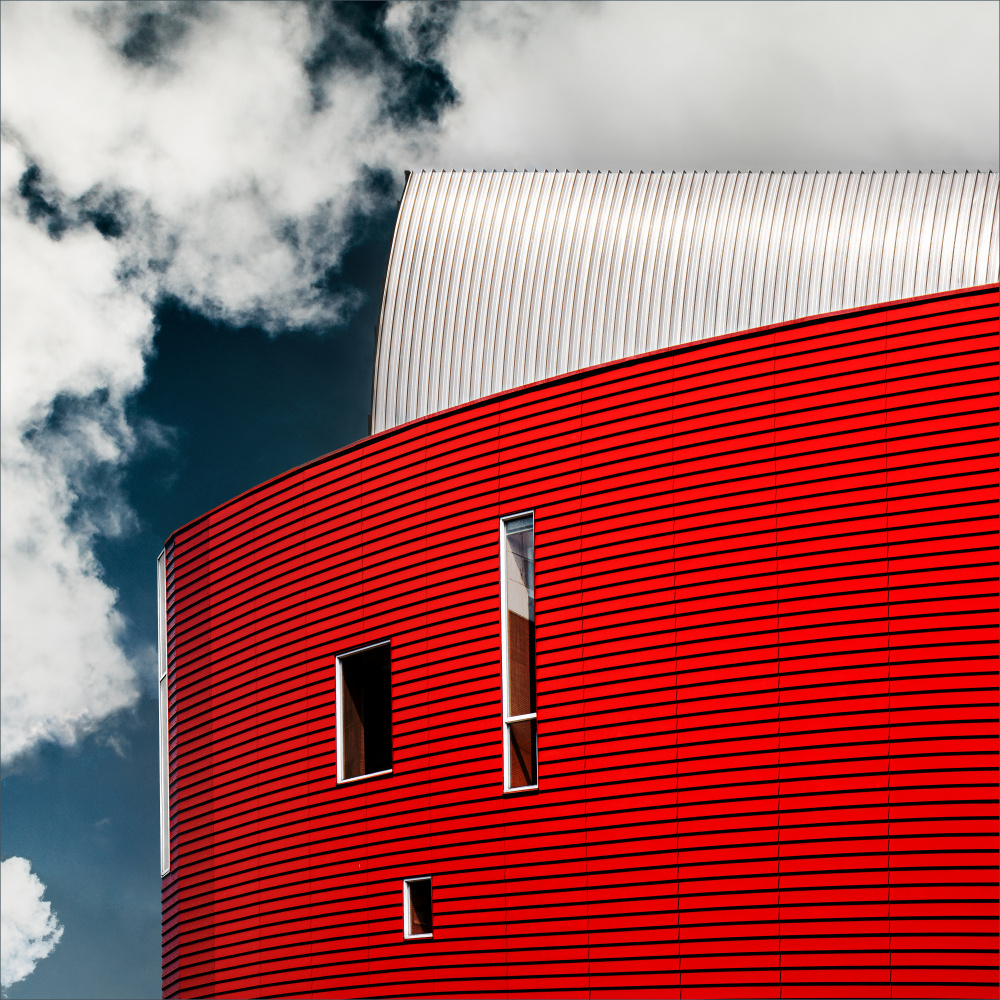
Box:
[130, 641, 159, 699]
[94, 817, 111, 830]
[0, 857, 63, 991]
[103, 734, 127, 758]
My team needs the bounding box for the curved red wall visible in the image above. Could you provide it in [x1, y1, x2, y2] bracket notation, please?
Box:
[162, 286, 999, 999]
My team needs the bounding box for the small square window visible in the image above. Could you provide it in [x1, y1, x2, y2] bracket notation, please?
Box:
[403, 878, 433, 939]
[337, 642, 392, 783]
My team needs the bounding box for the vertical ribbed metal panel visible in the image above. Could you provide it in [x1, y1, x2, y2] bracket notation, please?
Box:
[373, 171, 999, 432]
[165, 286, 999, 999]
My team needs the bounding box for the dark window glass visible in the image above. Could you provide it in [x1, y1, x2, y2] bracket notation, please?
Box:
[339, 644, 392, 781]
[406, 878, 433, 937]
[507, 718, 537, 789]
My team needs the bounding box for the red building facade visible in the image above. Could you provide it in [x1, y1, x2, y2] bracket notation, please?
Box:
[161, 283, 999, 998]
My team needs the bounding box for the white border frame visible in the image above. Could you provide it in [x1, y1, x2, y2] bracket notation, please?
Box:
[336, 640, 393, 785]
[157, 549, 171, 876]
[402, 877, 433, 940]
[499, 511, 538, 794]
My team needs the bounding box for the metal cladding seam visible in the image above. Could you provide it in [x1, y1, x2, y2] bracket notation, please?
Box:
[372, 170, 999, 433]
[162, 286, 1000, 998]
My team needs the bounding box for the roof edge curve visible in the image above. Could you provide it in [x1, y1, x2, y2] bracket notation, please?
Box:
[372, 169, 999, 433]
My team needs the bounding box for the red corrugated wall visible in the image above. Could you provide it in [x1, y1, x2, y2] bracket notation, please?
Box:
[162, 285, 999, 999]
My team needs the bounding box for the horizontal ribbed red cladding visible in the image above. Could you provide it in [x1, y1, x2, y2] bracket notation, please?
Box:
[163, 286, 999, 999]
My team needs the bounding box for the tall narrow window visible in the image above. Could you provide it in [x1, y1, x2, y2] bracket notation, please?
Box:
[337, 642, 393, 783]
[157, 549, 170, 876]
[501, 513, 537, 791]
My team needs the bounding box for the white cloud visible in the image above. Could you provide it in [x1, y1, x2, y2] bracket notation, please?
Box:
[0, 1, 419, 331]
[0, 0, 995, 769]
[0, 0, 439, 764]
[0, 857, 64, 991]
[434, 0, 1000, 170]
[0, 138, 149, 763]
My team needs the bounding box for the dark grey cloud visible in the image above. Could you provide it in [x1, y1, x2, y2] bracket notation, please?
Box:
[17, 163, 129, 240]
[92, 0, 461, 131]
[92, 0, 211, 69]
[304, 0, 459, 125]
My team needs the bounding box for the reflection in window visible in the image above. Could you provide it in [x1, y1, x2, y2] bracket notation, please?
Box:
[501, 514, 537, 790]
[403, 878, 433, 939]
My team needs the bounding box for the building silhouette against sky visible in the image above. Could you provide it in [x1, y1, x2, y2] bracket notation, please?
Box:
[159, 170, 999, 998]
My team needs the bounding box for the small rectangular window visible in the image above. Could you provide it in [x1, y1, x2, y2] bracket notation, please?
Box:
[403, 878, 433, 939]
[501, 513, 537, 791]
[337, 642, 392, 784]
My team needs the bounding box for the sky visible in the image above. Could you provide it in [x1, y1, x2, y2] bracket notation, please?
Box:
[0, 1, 997, 997]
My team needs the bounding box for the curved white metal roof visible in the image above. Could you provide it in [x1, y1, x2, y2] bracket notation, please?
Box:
[372, 170, 999, 433]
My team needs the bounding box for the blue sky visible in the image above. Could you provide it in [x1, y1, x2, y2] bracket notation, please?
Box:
[1, 220, 391, 1000]
[1, 2, 997, 997]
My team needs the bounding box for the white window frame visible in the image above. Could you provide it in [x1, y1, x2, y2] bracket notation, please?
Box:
[336, 640, 393, 785]
[402, 877, 433, 940]
[499, 511, 538, 794]
[157, 549, 171, 876]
